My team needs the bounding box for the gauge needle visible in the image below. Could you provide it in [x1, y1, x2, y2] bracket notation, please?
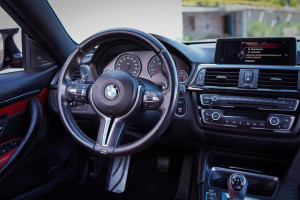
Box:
[122, 66, 130, 70]
[152, 67, 161, 74]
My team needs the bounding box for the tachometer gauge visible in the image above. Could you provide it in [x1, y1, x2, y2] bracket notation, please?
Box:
[177, 70, 188, 83]
[114, 53, 141, 76]
[147, 55, 162, 77]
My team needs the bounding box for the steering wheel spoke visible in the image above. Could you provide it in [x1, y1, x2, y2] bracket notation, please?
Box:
[95, 116, 128, 154]
[66, 84, 91, 103]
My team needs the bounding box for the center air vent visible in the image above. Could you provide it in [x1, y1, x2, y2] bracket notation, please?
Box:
[258, 70, 298, 90]
[204, 69, 239, 87]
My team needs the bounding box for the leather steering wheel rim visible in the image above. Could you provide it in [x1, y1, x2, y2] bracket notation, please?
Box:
[58, 28, 178, 156]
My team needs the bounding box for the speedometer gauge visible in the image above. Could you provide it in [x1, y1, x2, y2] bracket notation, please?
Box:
[114, 53, 141, 76]
[147, 55, 162, 77]
[177, 70, 188, 83]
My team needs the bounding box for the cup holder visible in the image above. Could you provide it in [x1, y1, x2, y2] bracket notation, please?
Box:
[209, 167, 279, 197]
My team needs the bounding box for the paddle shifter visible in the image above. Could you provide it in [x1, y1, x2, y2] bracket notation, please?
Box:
[227, 173, 248, 200]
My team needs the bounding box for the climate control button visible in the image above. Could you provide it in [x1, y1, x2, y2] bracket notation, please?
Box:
[212, 112, 221, 121]
[269, 116, 280, 126]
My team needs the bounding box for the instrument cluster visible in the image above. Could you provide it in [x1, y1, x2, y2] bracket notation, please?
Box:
[102, 51, 191, 87]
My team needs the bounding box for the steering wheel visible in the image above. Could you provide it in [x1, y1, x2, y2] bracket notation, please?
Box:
[58, 28, 178, 157]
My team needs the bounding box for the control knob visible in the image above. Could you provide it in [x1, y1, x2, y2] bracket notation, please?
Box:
[269, 116, 280, 126]
[212, 112, 221, 121]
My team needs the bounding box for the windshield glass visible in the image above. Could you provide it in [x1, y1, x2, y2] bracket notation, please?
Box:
[48, 0, 300, 42]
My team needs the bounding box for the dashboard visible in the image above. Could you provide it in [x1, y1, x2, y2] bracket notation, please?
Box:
[63, 35, 300, 157]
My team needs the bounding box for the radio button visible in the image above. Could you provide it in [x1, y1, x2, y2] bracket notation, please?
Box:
[203, 95, 211, 100]
[203, 99, 210, 104]
[221, 96, 228, 101]
[211, 96, 219, 102]
[287, 104, 295, 110]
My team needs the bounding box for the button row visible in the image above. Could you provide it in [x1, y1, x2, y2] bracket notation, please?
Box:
[202, 110, 294, 131]
[143, 91, 161, 109]
[67, 84, 90, 103]
[201, 94, 298, 111]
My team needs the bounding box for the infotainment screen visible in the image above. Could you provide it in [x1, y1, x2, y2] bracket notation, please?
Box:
[214, 38, 297, 65]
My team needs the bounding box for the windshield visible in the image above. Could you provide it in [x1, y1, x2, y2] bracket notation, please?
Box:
[48, 0, 300, 43]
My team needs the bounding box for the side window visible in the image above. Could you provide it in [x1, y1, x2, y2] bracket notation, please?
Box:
[0, 6, 23, 74]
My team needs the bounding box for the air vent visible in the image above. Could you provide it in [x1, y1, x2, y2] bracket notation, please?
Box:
[204, 68, 239, 87]
[258, 70, 298, 90]
[72, 69, 82, 81]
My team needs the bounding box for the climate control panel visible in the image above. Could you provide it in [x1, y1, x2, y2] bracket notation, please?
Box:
[201, 109, 295, 132]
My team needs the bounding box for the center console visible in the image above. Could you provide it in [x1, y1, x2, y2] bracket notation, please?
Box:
[190, 65, 300, 136]
[188, 38, 300, 200]
[189, 37, 300, 136]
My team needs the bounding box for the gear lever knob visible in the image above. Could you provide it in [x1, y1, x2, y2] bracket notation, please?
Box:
[228, 173, 248, 200]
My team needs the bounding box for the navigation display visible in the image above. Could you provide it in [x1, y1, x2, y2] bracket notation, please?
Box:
[215, 38, 296, 65]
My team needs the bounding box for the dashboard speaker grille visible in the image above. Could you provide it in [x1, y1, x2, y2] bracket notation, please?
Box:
[204, 68, 239, 87]
[258, 70, 298, 90]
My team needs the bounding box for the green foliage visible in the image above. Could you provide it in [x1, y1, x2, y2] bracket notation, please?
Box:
[182, 0, 300, 8]
[247, 21, 300, 37]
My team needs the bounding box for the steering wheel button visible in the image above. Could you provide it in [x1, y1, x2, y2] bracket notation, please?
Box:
[150, 91, 158, 97]
[145, 91, 150, 95]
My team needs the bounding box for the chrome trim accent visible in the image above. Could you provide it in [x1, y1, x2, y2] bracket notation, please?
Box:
[187, 86, 203, 91]
[107, 156, 131, 193]
[89, 85, 142, 148]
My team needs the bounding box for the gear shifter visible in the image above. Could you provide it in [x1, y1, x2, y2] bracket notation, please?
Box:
[228, 173, 248, 200]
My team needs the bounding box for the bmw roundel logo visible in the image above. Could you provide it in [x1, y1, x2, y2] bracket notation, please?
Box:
[104, 84, 120, 100]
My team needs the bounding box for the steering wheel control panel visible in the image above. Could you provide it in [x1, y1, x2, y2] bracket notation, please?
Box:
[201, 109, 295, 132]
